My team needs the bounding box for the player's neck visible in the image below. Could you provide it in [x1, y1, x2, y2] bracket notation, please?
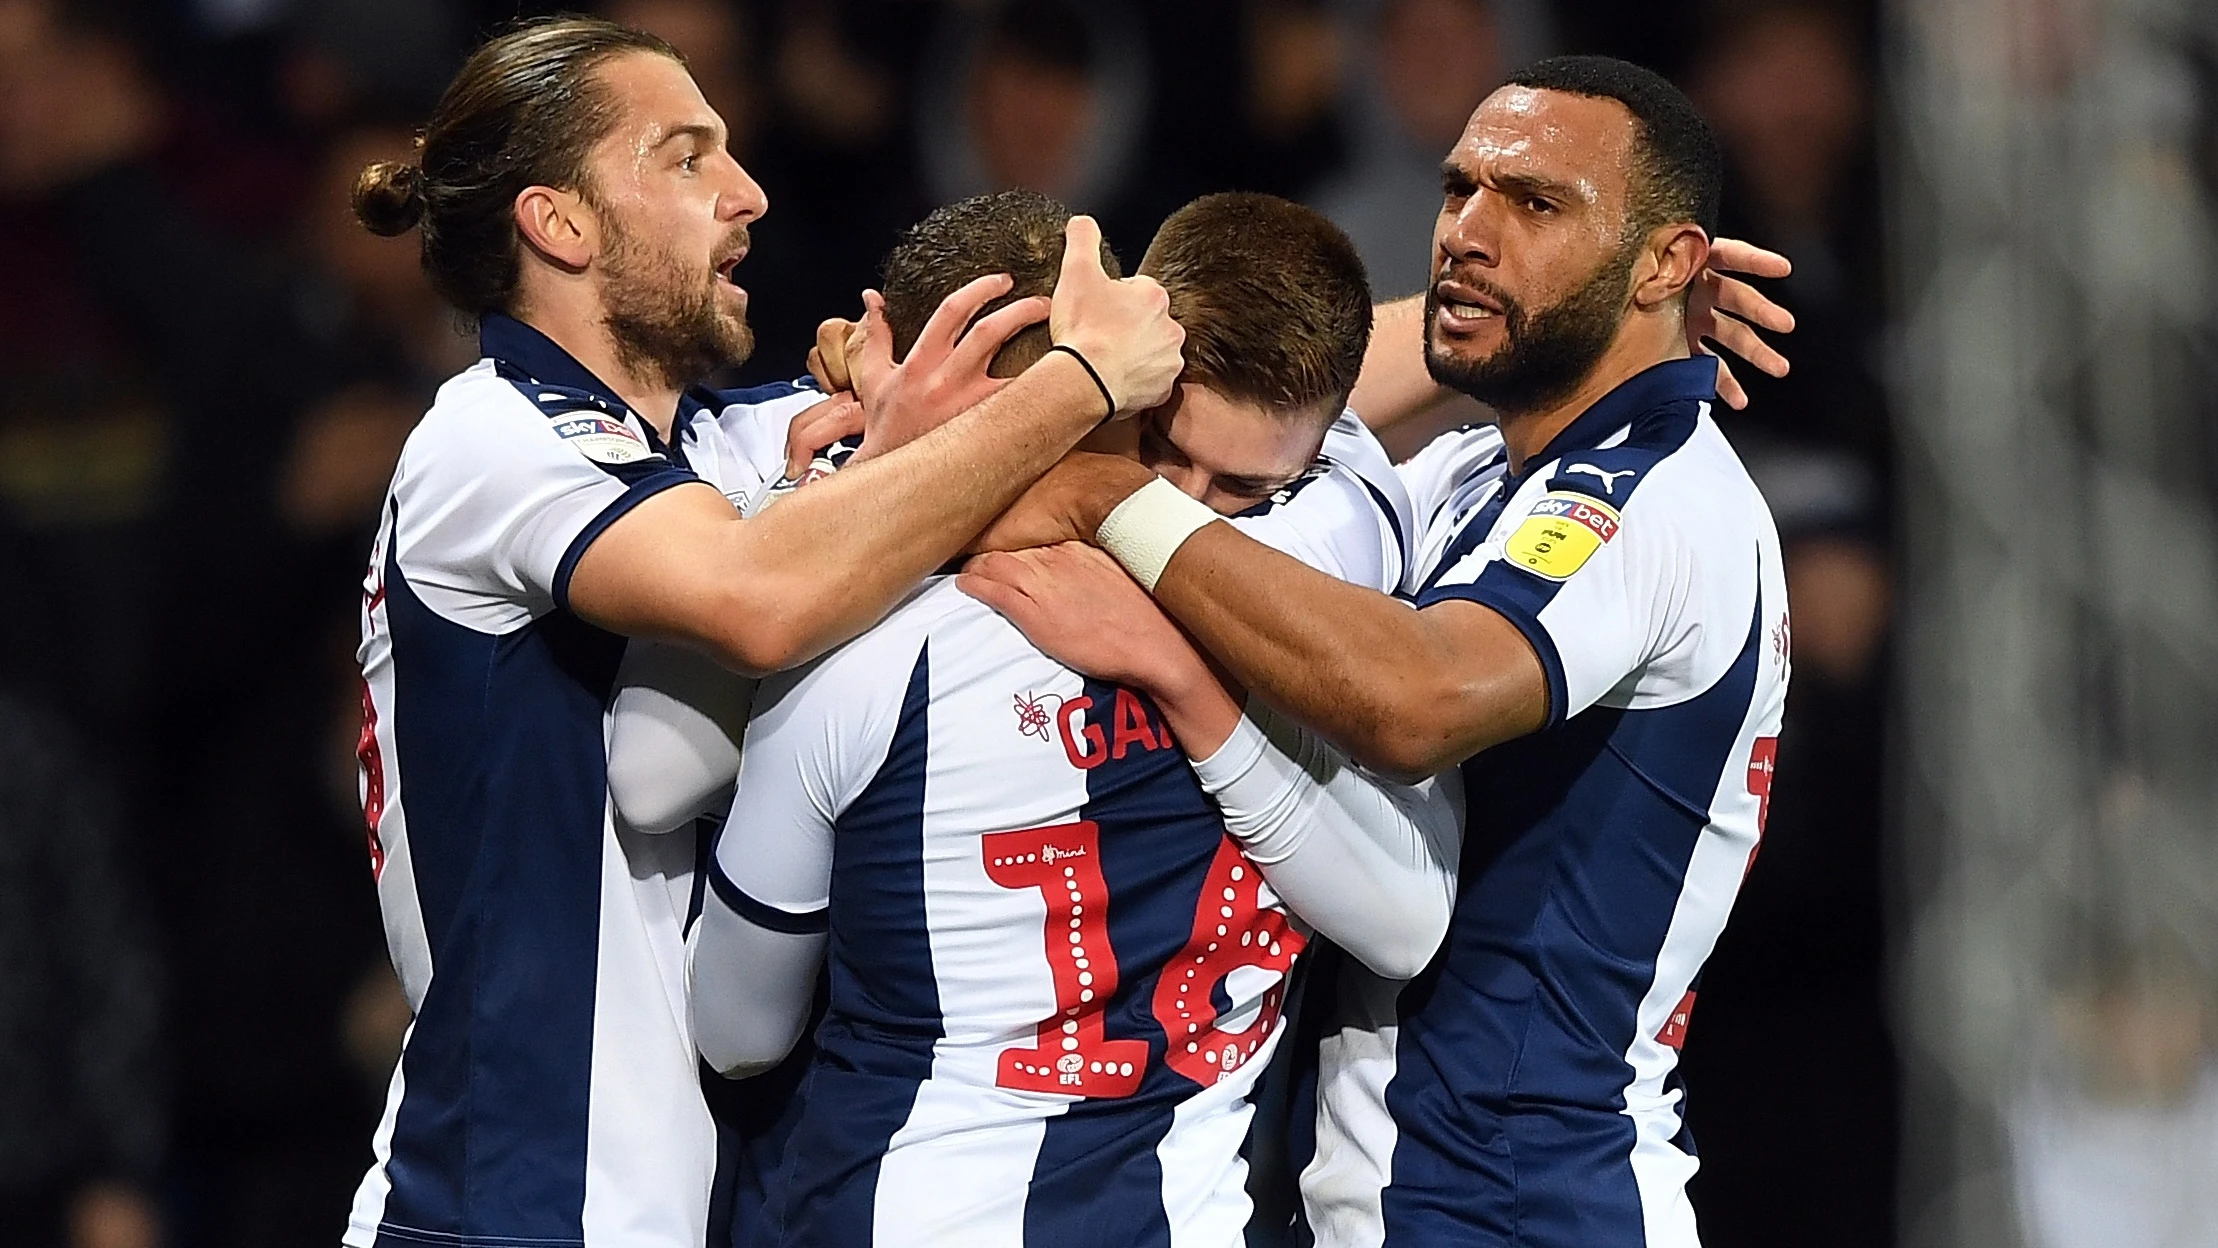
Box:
[512, 298, 685, 440]
[1495, 314, 1689, 475]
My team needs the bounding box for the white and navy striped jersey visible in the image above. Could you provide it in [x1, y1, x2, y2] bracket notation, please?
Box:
[347, 313, 820, 1248]
[1306, 358, 1791, 1248]
[697, 413, 1417, 1248]
[600, 408, 1418, 847]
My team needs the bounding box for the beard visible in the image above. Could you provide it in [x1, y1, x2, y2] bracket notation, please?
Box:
[1423, 241, 1638, 418]
[600, 216, 755, 392]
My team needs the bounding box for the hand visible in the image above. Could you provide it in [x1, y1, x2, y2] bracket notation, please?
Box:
[960, 543, 1208, 695]
[1689, 237, 1796, 410]
[781, 393, 864, 479]
[847, 277, 1050, 460]
[968, 452, 1155, 555]
[805, 315, 865, 395]
[1047, 216, 1185, 416]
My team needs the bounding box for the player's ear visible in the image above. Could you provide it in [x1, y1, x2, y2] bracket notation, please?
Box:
[1632, 224, 1710, 312]
[514, 184, 597, 272]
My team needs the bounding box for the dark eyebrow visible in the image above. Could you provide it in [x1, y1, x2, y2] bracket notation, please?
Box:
[654, 123, 722, 151]
[1439, 160, 1478, 190]
[1489, 171, 1584, 204]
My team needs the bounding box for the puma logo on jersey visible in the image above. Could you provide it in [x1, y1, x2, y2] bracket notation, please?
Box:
[1563, 463, 1636, 494]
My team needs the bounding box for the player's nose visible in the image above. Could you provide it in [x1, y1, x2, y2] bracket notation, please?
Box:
[1437, 193, 1498, 265]
[721, 157, 768, 223]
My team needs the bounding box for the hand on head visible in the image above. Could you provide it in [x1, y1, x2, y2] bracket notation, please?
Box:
[1046, 216, 1186, 417]
[841, 274, 1051, 461]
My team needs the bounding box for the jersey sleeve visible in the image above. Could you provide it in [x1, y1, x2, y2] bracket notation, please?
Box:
[1190, 703, 1462, 980]
[394, 381, 700, 620]
[1416, 479, 1685, 729]
[605, 643, 757, 834]
[690, 635, 912, 1074]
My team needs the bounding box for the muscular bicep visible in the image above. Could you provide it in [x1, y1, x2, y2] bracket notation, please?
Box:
[1385, 599, 1551, 775]
[1151, 523, 1549, 777]
[563, 481, 793, 674]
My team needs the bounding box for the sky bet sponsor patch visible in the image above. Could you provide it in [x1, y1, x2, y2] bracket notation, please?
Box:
[553, 414, 660, 466]
[1502, 490, 1620, 580]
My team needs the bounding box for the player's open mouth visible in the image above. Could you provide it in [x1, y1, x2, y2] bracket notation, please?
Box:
[1434, 280, 1505, 334]
[715, 252, 746, 287]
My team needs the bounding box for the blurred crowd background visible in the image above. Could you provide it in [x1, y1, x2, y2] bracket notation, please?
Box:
[0, 0, 2208, 1246]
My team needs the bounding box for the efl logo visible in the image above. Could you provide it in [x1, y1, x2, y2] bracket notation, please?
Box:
[1502, 491, 1621, 581]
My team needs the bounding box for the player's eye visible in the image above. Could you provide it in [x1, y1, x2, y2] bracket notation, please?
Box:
[1524, 196, 1557, 215]
[680, 153, 700, 172]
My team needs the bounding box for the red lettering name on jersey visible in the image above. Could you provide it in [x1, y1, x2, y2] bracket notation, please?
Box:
[1055, 689, 1176, 770]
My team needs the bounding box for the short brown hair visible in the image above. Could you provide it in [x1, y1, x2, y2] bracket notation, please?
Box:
[878, 190, 1120, 377]
[352, 17, 682, 317]
[1140, 193, 1372, 418]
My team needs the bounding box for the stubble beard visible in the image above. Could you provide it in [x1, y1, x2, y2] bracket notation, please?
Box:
[1423, 241, 1640, 419]
[599, 216, 755, 393]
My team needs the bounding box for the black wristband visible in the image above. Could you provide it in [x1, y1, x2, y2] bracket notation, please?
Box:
[1046, 343, 1118, 422]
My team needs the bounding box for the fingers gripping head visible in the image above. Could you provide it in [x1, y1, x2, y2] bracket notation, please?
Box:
[878, 191, 1121, 376]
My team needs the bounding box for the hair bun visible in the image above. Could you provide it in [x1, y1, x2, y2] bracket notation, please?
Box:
[353, 160, 427, 236]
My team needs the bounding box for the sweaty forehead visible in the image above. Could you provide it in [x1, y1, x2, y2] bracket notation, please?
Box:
[599, 50, 716, 141]
[1454, 86, 1639, 199]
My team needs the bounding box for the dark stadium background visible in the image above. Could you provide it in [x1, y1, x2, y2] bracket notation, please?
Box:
[0, 0, 1940, 1244]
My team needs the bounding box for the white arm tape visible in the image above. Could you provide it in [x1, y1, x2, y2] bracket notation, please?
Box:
[1095, 476, 1221, 592]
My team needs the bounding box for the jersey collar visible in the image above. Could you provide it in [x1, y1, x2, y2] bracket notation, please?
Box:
[478, 313, 631, 410]
[480, 312, 712, 463]
[1522, 356, 1718, 470]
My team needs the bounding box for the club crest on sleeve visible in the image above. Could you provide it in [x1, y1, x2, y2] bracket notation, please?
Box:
[1502, 490, 1620, 581]
[552, 414, 661, 466]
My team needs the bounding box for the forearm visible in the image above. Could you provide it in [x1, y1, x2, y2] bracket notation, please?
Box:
[1193, 703, 1461, 979]
[1346, 296, 1445, 437]
[1147, 524, 1460, 772]
[714, 355, 1106, 669]
[1125, 645, 1244, 761]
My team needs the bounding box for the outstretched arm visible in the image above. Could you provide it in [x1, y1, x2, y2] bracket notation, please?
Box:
[568, 217, 1186, 675]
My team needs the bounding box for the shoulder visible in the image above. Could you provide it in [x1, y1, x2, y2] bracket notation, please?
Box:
[400, 360, 671, 485]
[1578, 405, 1771, 554]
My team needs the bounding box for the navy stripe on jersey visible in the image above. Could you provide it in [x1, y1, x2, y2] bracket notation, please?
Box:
[1416, 385, 1702, 730]
[703, 377, 817, 407]
[769, 648, 940, 1246]
[1356, 475, 1408, 573]
[1376, 595, 1766, 1247]
[376, 523, 625, 1247]
[706, 857, 830, 934]
[1021, 678, 1230, 1247]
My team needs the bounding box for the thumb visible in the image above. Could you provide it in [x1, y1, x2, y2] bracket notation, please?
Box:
[1054, 216, 1109, 323]
[851, 290, 895, 405]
